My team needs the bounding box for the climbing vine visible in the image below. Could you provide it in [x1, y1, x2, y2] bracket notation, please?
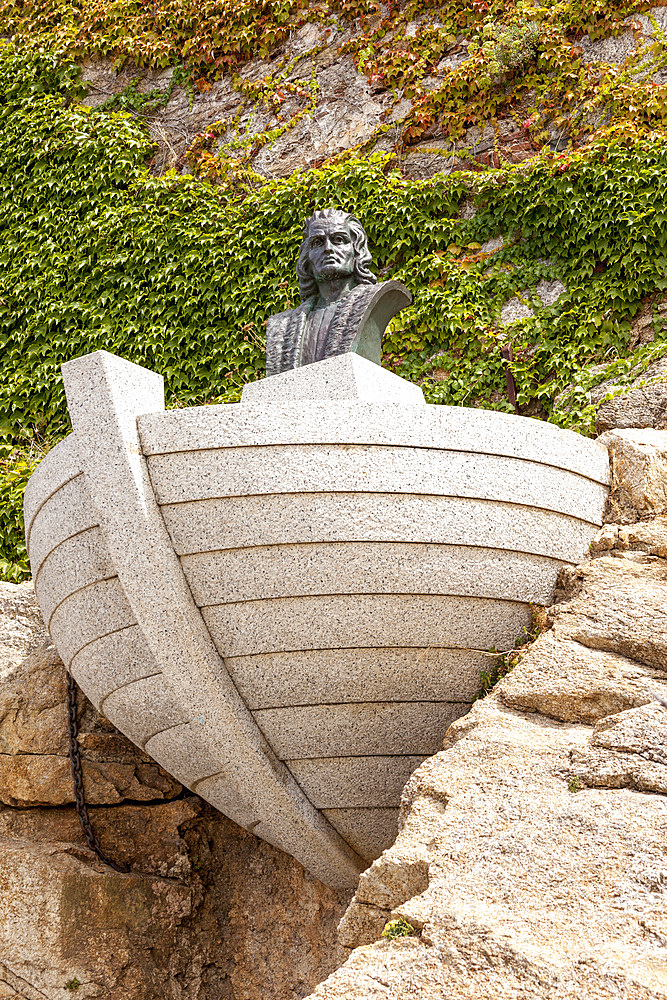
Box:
[2, 0, 666, 173]
[0, 0, 373, 78]
[1, 0, 667, 580]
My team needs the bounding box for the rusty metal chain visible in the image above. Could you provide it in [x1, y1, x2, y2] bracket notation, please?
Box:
[66, 670, 130, 874]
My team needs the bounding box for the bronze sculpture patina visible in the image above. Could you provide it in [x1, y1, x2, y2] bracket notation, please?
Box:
[266, 209, 412, 376]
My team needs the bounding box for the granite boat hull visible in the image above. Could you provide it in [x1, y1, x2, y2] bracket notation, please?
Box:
[24, 351, 610, 887]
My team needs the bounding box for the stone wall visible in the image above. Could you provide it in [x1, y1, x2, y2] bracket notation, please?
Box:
[0, 581, 348, 999]
[304, 426, 667, 1000]
[77, 9, 667, 181]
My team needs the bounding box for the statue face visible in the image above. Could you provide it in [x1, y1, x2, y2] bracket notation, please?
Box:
[306, 218, 355, 283]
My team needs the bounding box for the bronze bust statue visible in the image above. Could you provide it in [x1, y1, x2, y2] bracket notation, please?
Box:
[266, 209, 412, 376]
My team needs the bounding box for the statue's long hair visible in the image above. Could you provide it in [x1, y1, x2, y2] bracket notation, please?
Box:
[296, 209, 377, 301]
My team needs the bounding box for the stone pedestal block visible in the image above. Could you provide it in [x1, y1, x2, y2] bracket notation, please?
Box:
[241, 352, 425, 405]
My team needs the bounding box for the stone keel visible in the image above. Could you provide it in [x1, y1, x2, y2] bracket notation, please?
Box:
[56, 350, 364, 888]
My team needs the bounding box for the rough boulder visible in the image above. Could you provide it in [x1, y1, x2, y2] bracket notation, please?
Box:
[307, 428, 667, 1000]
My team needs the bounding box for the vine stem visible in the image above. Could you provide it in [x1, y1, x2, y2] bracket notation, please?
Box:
[66, 670, 131, 874]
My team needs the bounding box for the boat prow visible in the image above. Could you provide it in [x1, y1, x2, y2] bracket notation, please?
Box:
[24, 350, 610, 887]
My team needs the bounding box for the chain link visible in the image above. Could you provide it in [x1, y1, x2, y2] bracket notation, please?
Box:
[66, 670, 130, 874]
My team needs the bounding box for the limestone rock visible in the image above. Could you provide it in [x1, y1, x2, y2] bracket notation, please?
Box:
[0, 581, 182, 807]
[598, 428, 667, 523]
[548, 555, 667, 673]
[590, 517, 667, 559]
[0, 579, 48, 669]
[500, 633, 662, 724]
[570, 702, 667, 794]
[0, 797, 201, 877]
[0, 796, 348, 999]
[0, 835, 196, 998]
[308, 694, 667, 998]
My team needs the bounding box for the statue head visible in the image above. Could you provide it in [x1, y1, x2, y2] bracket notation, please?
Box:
[296, 209, 377, 301]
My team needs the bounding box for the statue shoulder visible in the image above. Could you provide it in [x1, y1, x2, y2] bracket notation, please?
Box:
[351, 279, 412, 308]
[335, 280, 411, 320]
[325, 280, 412, 365]
[266, 298, 313, 332]
[265, 298, 315, 376]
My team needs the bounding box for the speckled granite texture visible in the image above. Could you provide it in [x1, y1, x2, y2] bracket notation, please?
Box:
[241, 351, 425, 405]
[25, 350, 609, 884]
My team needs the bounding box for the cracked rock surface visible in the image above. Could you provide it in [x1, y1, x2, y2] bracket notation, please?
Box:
[307, 427, 667, 1000]
[0, 581, 348, 1000]
[4, 424, 667, 997]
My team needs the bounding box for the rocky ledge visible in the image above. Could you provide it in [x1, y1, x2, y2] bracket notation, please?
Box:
[0, 581, 348, 999]
[307, 427, 667, 1000]
[2, 427, 667, 998]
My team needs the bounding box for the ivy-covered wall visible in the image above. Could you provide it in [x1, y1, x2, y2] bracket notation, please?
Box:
[1, 0, 667, 581]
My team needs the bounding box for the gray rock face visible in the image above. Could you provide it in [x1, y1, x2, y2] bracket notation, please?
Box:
[498, 279, 566, 327]
[579, 29, 638, 64]
[594, 358, 667, 435]
[76, 5, 667, 183]
[536, 278, 566, 306]
[79, 41, 398, 178]
[306, 426, 667, 1000]
[499, 293, 533, 325]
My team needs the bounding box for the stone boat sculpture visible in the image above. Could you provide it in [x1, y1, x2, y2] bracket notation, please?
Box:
[24, 349, 610, 888]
